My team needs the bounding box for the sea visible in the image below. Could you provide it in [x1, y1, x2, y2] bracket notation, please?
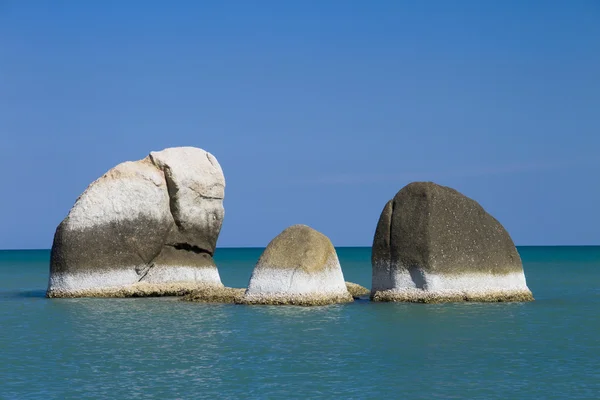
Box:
[0, 247, 598, 399]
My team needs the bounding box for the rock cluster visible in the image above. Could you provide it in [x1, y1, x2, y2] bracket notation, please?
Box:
[48, 147, 533, 305]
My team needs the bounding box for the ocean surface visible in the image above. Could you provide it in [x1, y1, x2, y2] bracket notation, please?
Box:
[0, 247, 598, 399]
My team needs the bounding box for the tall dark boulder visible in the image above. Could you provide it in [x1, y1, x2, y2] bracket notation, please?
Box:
[371, 182, 533, 302]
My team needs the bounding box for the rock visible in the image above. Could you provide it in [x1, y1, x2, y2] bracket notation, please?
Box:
[47, 147, 225, 297]
[239, 225, 353, 306]
[345, 282, 370, 298]
[182, 287, 245, 303]
[371, 182, 533, 303]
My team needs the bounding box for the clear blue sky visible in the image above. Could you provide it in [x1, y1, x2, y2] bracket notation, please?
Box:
[1, 1, 599, 249]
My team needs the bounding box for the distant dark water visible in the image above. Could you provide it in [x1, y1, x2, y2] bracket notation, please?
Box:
[0, 247, 598, 399]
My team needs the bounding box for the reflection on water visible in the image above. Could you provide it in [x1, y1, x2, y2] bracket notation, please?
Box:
[2, 289, 47, 298]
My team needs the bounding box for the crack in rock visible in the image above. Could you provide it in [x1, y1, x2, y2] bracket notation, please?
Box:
[166, 242, 213, 256]
[137, 263, 154, 282]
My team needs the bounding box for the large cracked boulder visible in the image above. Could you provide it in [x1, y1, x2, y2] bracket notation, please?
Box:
[47, 147, 225, 297]
[371, 182, 533, 302]
[240, 225, 353, 306]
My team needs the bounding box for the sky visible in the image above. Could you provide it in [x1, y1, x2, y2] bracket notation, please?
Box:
[1, 1, 599, 249]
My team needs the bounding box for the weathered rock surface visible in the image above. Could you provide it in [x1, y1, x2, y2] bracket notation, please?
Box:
[240, 225, 353, 306]
[371, 182, 533, 303]
[47, 147, 225, 297]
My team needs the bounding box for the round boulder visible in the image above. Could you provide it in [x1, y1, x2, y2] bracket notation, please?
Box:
[371, 182, 533, 302]
[47, 147, 225, 297]
[240, 225, 353, 306]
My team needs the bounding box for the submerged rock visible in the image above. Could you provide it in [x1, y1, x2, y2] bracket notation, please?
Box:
[182, 287, 245, 303]
[47, 147, 225, 297]
[345, 282, 370, 298]
[371, 182, 533, 303]
[239, 225, 353, 306]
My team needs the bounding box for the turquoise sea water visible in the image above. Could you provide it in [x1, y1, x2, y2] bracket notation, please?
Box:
[0, 247, 598, 399]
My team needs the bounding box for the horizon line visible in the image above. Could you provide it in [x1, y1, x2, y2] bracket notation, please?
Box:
[1, 244, 599, 251]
